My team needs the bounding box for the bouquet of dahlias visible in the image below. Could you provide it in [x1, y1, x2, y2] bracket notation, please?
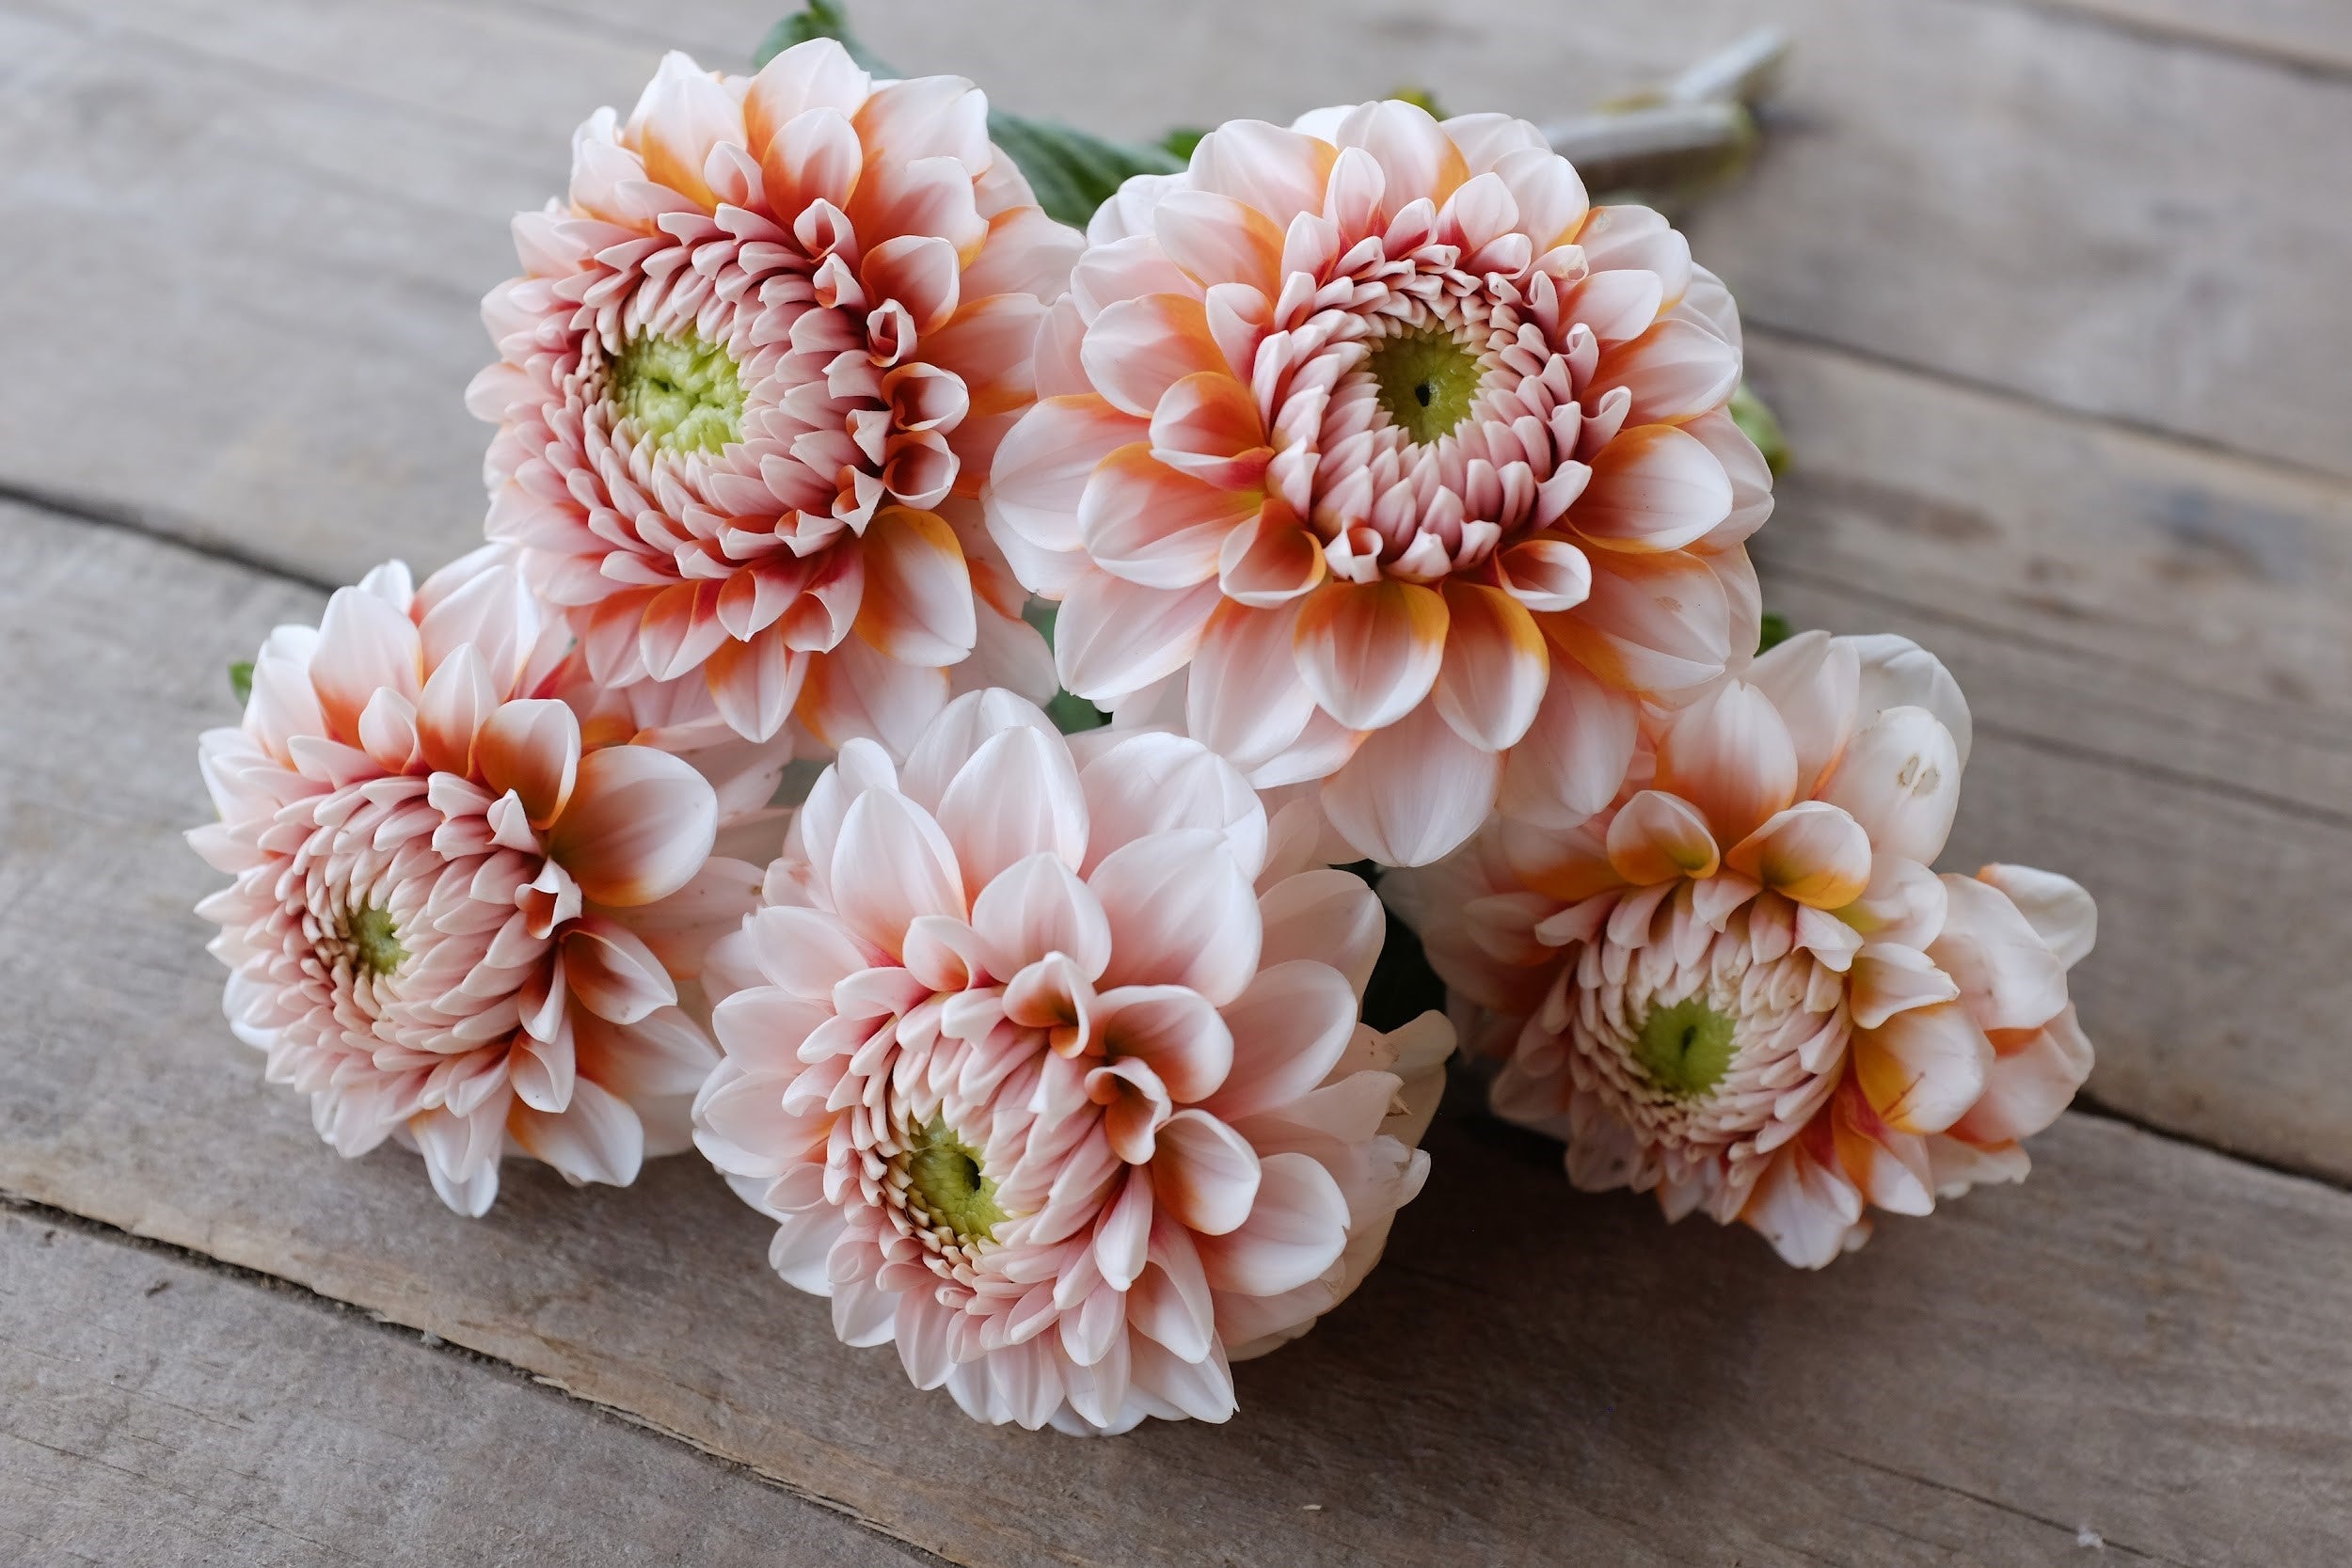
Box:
[192, 9, 2094, 1433]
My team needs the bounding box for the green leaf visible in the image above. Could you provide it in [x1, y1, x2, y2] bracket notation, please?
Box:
[1756, 610, 1793, 655]
[1729, 381, 1788, 476]
[1160, 127, 1207, 163]
[984, 111, 1182, 230]
[756, 4, 1181, 230]
[229, 659, 254, 705]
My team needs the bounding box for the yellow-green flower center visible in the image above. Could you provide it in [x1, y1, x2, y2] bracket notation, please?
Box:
[345, 905, 406, 978]
[901, 1116, 1006, 1245]
[1365, 325, 1484, 444]
[1632, 997, 1736, 1099]
[612, 331, 744, 454]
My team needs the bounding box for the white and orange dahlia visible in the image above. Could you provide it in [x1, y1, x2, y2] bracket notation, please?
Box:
[1386, 632, 2096, 1266]
[692, 690, 1453, 1432]
[190, 551, 751, 1215]
[469, 41, 1077, 753]
[986, 100, 1767, 866]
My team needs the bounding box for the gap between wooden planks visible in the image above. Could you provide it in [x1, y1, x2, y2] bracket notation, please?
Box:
[5, 0, 2351, 539]
[4, 0, 2351, 1176]
[0, 1204, 945, 1568]
[4, 502, 2351, 1566]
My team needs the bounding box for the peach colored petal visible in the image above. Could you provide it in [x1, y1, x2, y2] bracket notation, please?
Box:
[1054, 573, 1223, 704]
[1546, 550, 1733, 702]
[1148, 371, 1271, 488]
[1604, 789, 1721, 883]
[1929, 875, 2071, 1035]
[854, 507, 977, 667]
[1497, 659, 1638, 832]
[1187, 120, 1338, 229]
[1432, 581, 1548, 752]
[1079, 445, 1256, 589]
[1846, 942, 1963, 1031]
[1080, 293, 1228, 420]
[1852, 1003, 1993, 1135]
[1571, 424, 1734, 554]
[1819, 705, 1963, 866]
[1193, 1151, 1347, 1293]
[1725, 801, 1874, 909]
[1293, 580, 1448, 732]
[1150, 1110, 1262, 1236]
[1593, 318, 1741, 425]
[1089, 832, 1261, 1005]
[1656, 680, 1800, 847]
[1318, 698, 1502, 867]
[986, 394, 1146, 557]
[1152, 187, 1284, 298]
[1974, 863, 2096, 970]
[478, 698, 582, 830]
[564, 915, 678, 1025]
[549, 744, 717, 907]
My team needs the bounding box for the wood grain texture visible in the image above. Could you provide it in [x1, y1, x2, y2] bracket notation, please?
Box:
[1740, 330, 2352, 1175]
[0, 1207, 935, 1568]
[0, 0, 2344, 600]
[3, 503, 2350, 1565]
[3, 0, 2348, 1174]
[2020, 0, 2352, 77]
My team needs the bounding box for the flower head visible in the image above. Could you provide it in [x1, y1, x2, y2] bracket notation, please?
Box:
[1386, 632, 2095, 1266]
[469, 42, 1079, 752]
[986, 101, 1768, 866]
[190, 550, 748, 1214]
[692, 689, 1453, 1431]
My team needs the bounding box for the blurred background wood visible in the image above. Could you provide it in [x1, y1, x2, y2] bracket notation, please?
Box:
[2, 1, 2346, 1562]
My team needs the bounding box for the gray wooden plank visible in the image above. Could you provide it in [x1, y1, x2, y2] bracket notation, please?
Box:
[0, 0, 2344, 599]
[2022, 0, 2352, 77]
[4, 503, 2350, 1565]
[1737, 329, 2352, 1175]
[0, 1207, 933, 1568]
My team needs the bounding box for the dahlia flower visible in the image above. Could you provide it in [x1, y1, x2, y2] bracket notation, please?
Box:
[469, 41, 1077, 753]
[985, 100, 1767, 866]
[1386, 632, 2095, 1266]
[692, 689, 1454, 1431]
[190, 551, 754, 1215]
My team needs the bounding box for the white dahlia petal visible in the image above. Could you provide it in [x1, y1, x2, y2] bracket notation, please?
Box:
[984, 107, 1762, 868]
[1386, 634, 2094, 1266]
[694, 690, 1453, 1430]
[190, 554, 724, 1215]
[474, 44, 1083, 745]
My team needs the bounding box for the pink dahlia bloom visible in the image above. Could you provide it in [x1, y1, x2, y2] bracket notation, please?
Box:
[469, 42, 1077, 752]
[986, 100, 1767, 866]
[692, 690, 1454, 1432]
[1385, 633, 2096, 1266]
[190, 551, 753, 1215]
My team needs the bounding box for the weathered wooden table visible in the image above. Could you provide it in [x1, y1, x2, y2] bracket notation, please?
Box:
[5, 1, 2349, 1562]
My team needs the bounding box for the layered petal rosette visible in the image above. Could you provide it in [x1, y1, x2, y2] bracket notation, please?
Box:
[1386, 633, 2096, 1266]
[469, 41, 1078, 752]
[692, 689, 1454, 1432]
[986, 100, 1768, 865]
[190, 551, 744, 1215]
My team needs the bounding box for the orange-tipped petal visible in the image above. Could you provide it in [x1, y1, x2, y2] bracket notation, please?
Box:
[549, 744, 717, 908]
[1293, 579, 1448, 733]
[1656, 680, 1799, 847]
[477, 699, 581, 830]
[1852, 1002, 1993, 1135]
[1604, 789, 1721, 883]
[1725, 801, 1873, 910]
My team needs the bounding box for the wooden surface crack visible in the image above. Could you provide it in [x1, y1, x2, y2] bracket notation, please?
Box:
[0, 1189, 976, 1568]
